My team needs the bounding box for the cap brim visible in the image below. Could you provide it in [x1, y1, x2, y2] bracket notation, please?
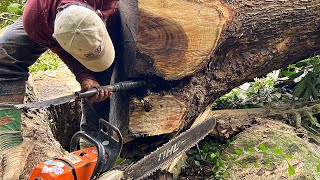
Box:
[72, 35, 115, 72]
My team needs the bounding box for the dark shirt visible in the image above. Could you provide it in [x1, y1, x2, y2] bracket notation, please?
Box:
[23, 0, 118, 83]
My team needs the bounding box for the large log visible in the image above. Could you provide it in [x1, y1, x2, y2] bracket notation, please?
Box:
[126, 0, 320, 136]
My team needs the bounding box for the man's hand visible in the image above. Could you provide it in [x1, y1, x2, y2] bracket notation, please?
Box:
[81, 79, 112, 103]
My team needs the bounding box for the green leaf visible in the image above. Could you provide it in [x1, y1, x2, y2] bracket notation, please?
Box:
[288, 163, 295, 176]
[247, 148, 255, 154]
[293, 80, 306, 98]
[284, 154, 293, 159]
[259, 144, 267, 151]
[7, 3, 22, 15]
[194, 160, 201, 166]
[212, 166, 219, 173]
[289, 71, 304, 79]
[187, 149, 195, 155]
[302, 87, 311, 101]
[195, 154, 202, 161]
[210, 153, 216, 159]
[235, 149, 243, 155]
[307, 81, 319, 99]
[241, 164, 247, 168]
[281, 70, 295, 77]
[254, 162, 259, 168]
[317, 163, 320, 172]
[215, 152, 220, 157]
[274, 148, 283, 155]
[295, 61, 308, 68]
[219, 160, 226, 167]
[223, 172, 230, 178]
[226, 139, 232, 145]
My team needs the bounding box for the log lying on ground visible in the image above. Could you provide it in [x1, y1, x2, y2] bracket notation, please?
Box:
[0, 82, 64, 180]
[124, 0, 320, 137]
[161, 101, 320, 178]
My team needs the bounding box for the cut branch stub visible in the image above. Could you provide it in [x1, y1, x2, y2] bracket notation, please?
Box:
[136, 0, 230, 80]
[129, 94, 187, 136]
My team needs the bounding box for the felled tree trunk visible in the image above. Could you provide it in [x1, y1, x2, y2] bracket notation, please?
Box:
[124, 0, 320, 136]
[0, 82, 64, 180]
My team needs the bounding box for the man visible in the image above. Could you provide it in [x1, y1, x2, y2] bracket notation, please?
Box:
[0, 0, 119, 178]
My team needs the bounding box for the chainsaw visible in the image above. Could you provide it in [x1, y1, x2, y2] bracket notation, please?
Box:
[30, 118, 123, 180]
[12, 80, 217, 180]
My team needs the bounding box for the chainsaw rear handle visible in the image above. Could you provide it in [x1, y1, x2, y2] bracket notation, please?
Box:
[76, 80, 146, 98]
[70, 132, 106, 180]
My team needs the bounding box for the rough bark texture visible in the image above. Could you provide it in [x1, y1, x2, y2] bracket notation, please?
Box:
[127, 0, 320, 136]
[109, 0, 137, 136]
[48, 100, 81, 151]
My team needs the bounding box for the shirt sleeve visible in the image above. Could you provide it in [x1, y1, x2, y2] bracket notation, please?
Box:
[100, 0, 119, 20]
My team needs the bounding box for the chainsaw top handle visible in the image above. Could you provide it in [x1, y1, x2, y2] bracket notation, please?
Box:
[69, 119, 123, 179]
[96, 118, 123, 172]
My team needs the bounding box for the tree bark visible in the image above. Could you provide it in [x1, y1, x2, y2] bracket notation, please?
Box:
[127, 0, 320, 136]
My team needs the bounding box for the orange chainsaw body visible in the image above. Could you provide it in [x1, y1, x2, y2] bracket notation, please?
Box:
[29, 119, 123, 180]
[29, 147, 107, 180]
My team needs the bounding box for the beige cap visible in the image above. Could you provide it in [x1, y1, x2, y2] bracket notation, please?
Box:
[53, 5, 115, 72]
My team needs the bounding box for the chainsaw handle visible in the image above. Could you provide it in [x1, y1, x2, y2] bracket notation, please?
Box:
[76, 80, 146, 98]
[97, 119, 123, 172]
[70, 132, 105, 180]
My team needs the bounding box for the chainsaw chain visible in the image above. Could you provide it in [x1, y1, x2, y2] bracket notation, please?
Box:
[124, 117, 216, 180]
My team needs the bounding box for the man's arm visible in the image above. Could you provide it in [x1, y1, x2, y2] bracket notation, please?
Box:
[55, 50, 112, 103]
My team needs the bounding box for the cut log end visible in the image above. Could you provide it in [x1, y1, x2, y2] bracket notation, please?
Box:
[136, 0, 230, 80]
[129, 94, 187, 136]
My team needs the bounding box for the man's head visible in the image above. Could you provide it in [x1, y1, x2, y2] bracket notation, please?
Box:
[53, 5, 115, 72]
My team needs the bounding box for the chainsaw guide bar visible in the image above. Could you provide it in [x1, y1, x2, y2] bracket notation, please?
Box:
[123, 117, 216, 180]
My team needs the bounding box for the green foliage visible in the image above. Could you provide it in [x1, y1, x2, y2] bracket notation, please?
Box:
[186, 138, 234, 179]
[274, 148, 283, 155]
[278, 55, 320, 101]
[212, 71, 286, 110]
[28, 51, 63, 73]
[212, 55, 320, 110]
[230, 144, 297, 176]
[235, 149, 243, 156]
[288, 163, 295, 176]
[259, 143, 267, 152]
[0, 0, 25, 28]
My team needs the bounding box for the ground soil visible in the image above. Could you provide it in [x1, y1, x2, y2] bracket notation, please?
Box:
[178, 166, 214, 180]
